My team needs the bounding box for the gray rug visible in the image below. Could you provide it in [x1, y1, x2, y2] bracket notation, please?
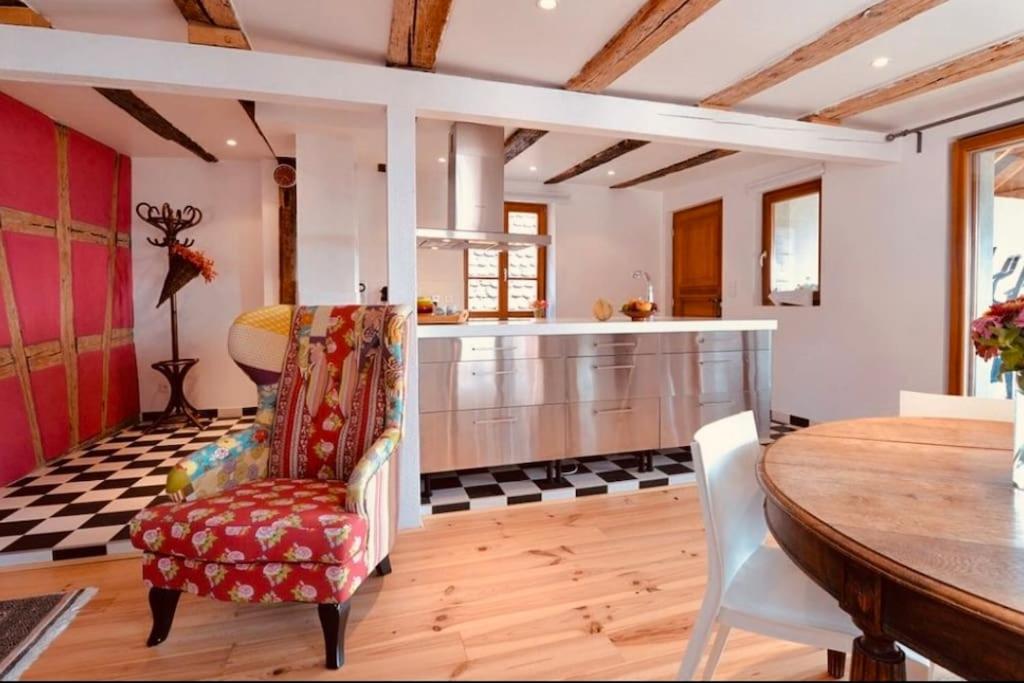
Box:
[0, 588, 96, 681]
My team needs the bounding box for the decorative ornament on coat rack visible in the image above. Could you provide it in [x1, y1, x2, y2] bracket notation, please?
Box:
[136, 202, 217, 433]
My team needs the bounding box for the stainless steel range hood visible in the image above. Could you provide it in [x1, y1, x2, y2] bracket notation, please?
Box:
[417, 122, 551, 252]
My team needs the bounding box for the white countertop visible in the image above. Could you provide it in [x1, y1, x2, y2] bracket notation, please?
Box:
[417, 317, 777, 338]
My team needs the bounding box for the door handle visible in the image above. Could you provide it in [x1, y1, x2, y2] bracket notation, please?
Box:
[593, 407, 634, 416]
[474, 416, 518, 425]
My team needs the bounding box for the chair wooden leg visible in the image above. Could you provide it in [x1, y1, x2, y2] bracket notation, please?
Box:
[827, 649, 847, 679]
[317, 601, 352, 670]
[376, 555, 392, 577]
[146, 587, 181, 647]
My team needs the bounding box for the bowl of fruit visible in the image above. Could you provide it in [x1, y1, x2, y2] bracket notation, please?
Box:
[622, 298, 657, 321]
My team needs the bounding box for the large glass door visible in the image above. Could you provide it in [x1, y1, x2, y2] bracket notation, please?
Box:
[967, 133, 1024, 398]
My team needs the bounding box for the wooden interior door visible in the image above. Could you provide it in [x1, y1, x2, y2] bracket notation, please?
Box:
[672, 199, 723, 318]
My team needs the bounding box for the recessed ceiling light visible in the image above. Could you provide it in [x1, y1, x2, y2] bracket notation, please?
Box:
[872, 56, 890, 69]
[529, 165, 538, 172]
[537, 0, 557, 9]
[437, 156, 446, 163]
[226, 138, 238, 147]
[607, 169, 616, 176]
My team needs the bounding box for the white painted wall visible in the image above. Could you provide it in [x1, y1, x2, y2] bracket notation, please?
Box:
[133, 158, 268, 413]
[296, 132, 359, 304]
[660, 101, 1024, 423]
[416, 175, 666, 316]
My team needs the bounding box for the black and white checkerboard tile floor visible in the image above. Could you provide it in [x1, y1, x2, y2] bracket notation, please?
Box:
[0, 417, 802, 567]
[419, 420, 803, 515]
[0, 416, 256, 567]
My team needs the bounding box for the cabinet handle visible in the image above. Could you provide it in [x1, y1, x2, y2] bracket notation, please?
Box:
[699, 400, 733, 407]
[472, 344, 517, 352]
[473, 413, 516, 423]
[592, 364, 635, 371]
[472, 370, 515, 376]
[594, 341, 637, 348]
[698, 360, 731, 365]
[593, 407, 634, 416]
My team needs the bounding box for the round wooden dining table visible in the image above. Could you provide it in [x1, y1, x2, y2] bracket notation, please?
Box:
[757, 417, 1024, 681]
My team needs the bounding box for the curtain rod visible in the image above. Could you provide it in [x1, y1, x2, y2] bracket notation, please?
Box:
[886, 94, 1024, 153]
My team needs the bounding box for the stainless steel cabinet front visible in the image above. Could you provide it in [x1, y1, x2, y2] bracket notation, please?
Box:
[419, 335, 565, 362]
[566, 398, 660, 457]
[662, 350, 771, 398]
[661, 330, 772, 354]
[567, 333, 660, 357]
[419, 358, 566, 413]
[567, 354, 661, 403]
[419, 405, 567, 474]
[660, 392, 770, 445]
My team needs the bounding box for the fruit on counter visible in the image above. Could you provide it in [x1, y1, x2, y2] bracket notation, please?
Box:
[416, 296, 434, 315]
[592, 298, 614, 321]
[621, 297, 658, 318]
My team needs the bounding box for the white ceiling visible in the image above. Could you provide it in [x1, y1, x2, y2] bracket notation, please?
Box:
[8, 0, 1024, 189]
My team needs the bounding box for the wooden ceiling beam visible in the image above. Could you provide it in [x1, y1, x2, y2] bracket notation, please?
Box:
[701, 0, 947, 109]
[811, 34, 1024, 123]
[531, 0, 718, 174]
[172, 0, 275, 156]
[0, 3, 218, 161]
[617, 30, 1024, 189]
[611, 149, 737, 189]
[0, 0, 50, 28]
[544, 139, 649, 184]
[566, 0, 720, 93]
[996, 156, 1024, 191]
[174, 0, 249, 49]
[387, 0, 453, 71]
[504, 128, 548, 164]
[95, 88, 218, 162]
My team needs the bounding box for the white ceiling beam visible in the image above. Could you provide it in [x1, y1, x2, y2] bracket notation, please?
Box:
[0, 26, 899, 165]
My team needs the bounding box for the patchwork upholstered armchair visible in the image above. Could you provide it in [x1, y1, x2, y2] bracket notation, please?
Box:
[130, 304, 410, 669]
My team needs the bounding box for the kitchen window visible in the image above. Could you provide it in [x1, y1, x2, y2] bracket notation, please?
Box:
[465, 202, 547, 318]
[762, 179, 821, 306]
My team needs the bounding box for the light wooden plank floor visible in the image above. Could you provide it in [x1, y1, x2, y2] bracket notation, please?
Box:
[1, 487, 837, 681]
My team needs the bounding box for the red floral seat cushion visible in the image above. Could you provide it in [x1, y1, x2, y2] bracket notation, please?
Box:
[129, 479, 368, 565]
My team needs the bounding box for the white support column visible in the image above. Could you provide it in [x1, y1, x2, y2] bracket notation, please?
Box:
[386, 105, 422, 530]
[295, 131, 359, 304]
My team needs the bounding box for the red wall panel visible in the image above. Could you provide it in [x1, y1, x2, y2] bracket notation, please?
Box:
[69, 128, 118, 228]
[4, 232, 61, 345]
[117, 156, 132, 234]
[71, 241, 109, 337]
[0, 378, 35, 485]
[109, 343, 140, 427]
[77, 350, 103, 440]
[0, 92, 57, 219]
[29, 365, 70, 462]
[0, 94, 138, 486]
[113, 245, 134, 328]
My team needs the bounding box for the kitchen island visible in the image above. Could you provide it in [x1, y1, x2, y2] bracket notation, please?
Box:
[418, 317, 777, 476]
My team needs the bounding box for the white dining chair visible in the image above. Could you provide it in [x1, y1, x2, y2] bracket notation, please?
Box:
[898, 390, 1013, 422]
[677, 411, 931, 681]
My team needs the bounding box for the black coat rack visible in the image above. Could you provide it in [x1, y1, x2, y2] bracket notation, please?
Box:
[137, 202, 207, 432]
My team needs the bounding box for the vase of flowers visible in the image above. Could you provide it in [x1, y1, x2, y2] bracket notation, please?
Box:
[531, 299, 548, 319]
[970, 296, 1024, 489]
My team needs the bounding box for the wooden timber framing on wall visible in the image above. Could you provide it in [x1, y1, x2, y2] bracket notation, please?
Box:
[0, 149, 135, 466]
[278, 157, 297, 304]
[948, 120, 1024, 395]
